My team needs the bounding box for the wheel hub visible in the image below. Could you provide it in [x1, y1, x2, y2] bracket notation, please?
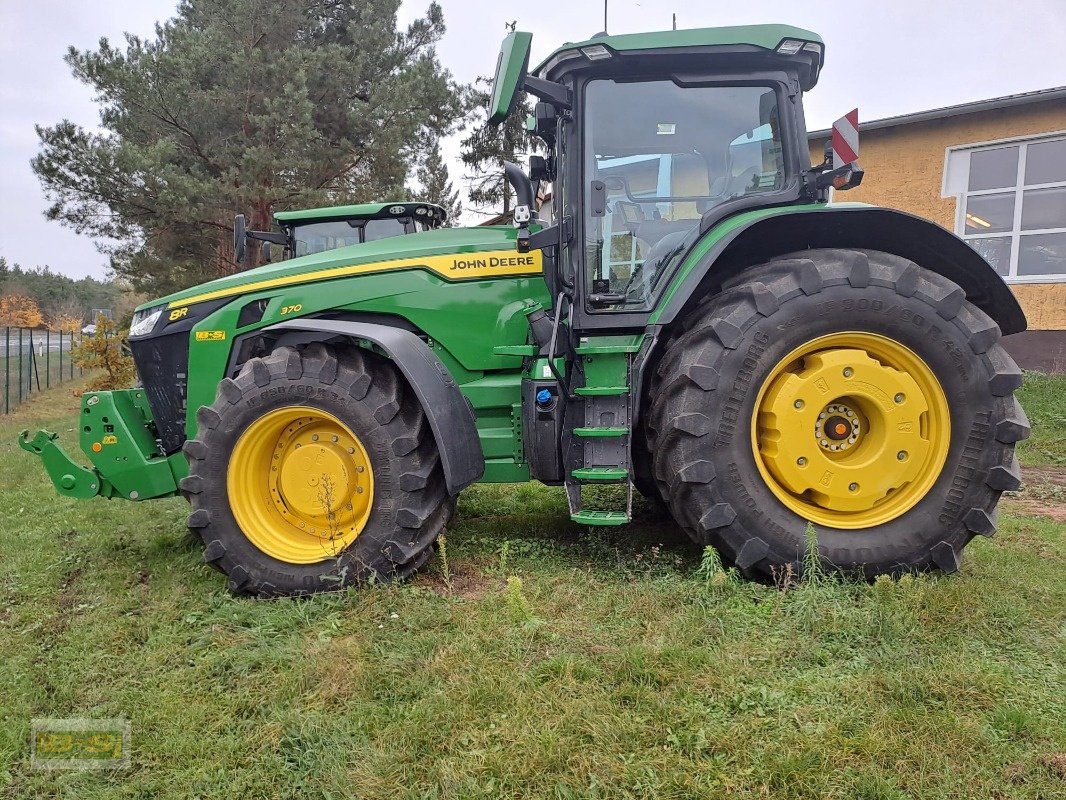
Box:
[752, 333, 950, 528]
[228, 407, 374, 563]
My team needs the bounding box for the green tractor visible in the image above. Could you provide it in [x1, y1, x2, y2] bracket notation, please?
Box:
[22, 24, 1029, 596]
[234, 200, 448, 263]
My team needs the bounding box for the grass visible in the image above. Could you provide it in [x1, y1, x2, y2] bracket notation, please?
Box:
[0, 375, 1064, 799]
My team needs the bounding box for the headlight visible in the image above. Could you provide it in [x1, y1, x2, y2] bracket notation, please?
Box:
[129, 306, 164, 337]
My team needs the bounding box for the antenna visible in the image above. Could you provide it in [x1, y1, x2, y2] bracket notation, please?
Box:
[604, 0, 608, 33]
[672, 13, 677, 30]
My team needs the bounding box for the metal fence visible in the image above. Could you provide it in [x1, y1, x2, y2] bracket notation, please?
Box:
[2, 328, 83, 414]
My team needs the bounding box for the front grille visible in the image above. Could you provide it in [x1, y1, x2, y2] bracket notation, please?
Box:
[130, 332, 190, 454]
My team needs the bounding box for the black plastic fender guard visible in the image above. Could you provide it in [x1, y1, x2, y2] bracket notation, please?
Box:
[265, 318, 485, 495]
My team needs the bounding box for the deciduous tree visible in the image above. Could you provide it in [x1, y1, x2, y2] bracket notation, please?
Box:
[72, 314, 137, 391]
[0, 294, 45, 329]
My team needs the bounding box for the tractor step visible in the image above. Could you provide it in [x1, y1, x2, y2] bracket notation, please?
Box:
[574, 386, 628, 396]
[573, 426, 628, 437]
[574, 344, 640, 355]
[572, 466, 629, 481]
[570, 510, 630, 526]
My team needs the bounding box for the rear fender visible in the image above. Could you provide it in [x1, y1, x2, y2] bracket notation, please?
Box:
[265, 319, 485, 495]
[655, 206, 1026, 335]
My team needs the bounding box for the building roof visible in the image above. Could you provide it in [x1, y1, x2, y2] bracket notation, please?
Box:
[808, 86, 1066, 139]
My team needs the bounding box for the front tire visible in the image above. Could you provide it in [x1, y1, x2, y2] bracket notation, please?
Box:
[181, 343, 453, 596]
[647, 249, 1029, 580]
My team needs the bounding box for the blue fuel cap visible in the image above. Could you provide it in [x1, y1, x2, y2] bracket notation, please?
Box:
[536, 389, 552, 406]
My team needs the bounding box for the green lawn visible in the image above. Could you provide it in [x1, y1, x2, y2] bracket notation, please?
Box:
[1, 376, 1063, 799]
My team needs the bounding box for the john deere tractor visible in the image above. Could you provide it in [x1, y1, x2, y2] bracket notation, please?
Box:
[235, 201, 448, 264]
[22, 24, 1029, 596]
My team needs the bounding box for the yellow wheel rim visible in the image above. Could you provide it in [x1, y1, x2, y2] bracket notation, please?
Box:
[227, 406, 374, 564]
[751, 332, 950, 529]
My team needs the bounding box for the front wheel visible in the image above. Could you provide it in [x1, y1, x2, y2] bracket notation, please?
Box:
[647, 249, 1029, 579]
[181, 343, 453, 596]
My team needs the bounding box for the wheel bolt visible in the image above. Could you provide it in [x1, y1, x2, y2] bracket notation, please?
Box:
[312, 434, 319, 441]
[797, 457, 807, 466]
[849, 482, 859, 492]
[894, 393, 905, 404]
[794, 399, 804, 409]
[821, 439, 829, 447]
[294, 443, 301, 449]
[843, 367, 854, 378]
[356, 465, 365, 473]
[348, 447, 355, 454]
[897, 451, 908, 461]
[356, 486, 364, 494]
[331, 435, 338, 443]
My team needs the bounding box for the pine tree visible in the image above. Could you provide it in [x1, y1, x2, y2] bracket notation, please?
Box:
[459, 76, 537, 218]
[415, 139, 462, 225]
[33, 0, 469, 295]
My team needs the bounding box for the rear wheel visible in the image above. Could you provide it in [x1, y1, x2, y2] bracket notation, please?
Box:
[182, 343, 453, 596]
[646, 249, 1029, 579]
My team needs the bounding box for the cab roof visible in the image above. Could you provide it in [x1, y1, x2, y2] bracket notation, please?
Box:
[534, 23, 824, 90]
[274, 202, 447, 224]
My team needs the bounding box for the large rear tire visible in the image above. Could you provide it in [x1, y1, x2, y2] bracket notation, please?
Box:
[181, 343, 453, 596]
[646, 249, 1029, 579]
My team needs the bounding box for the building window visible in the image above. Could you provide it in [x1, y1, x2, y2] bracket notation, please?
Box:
[947, 134, 1066, 282]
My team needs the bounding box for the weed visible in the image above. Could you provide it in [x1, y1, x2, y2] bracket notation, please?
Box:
[696, 545, 739, 595]
[502, 575, 540, 629]
[437, 534, 453, 594]
[496, 539, 510, 575]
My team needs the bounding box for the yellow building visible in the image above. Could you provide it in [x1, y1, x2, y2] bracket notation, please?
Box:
[809, 87, 1066, 372]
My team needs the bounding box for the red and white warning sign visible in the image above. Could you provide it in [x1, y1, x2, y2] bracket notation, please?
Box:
[832, 108, 859, 169]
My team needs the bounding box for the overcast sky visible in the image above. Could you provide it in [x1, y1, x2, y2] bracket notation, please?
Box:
[1, 0, 1064, 280]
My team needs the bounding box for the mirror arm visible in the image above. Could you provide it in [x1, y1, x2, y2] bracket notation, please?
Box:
[246, 230, 289, 245]
[521, 75, 571, 110]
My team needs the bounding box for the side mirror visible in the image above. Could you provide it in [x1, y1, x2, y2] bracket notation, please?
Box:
[529, 155, 550, 182]
[233, 214, 247, 263]
[489, 31, 533, 124]
[261, 242, 272, 263]
[489, 31, 570, 127]
[532, 102, 557, 142]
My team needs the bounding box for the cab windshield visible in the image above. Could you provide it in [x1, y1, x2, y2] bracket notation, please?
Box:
[291, 218, 412, 256]
[583, 80, 786, 307]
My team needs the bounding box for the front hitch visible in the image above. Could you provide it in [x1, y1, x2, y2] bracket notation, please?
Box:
[18, 430, 113, 499]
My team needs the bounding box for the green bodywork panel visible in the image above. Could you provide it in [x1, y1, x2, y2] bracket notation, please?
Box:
[273, 202, 444, 223]
[489, 31, 533, 124]
[534, 24, 823, 75]
[650, 202, 868, 324]
[141, 225, 539, 311]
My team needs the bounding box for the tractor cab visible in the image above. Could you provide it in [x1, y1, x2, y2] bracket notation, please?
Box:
[488, 25, 861, 324]
[234, 201, 447, 263]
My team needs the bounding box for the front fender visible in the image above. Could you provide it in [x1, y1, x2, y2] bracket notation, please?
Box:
[265, 318, 485, 495]
[653, 205, 1026, 335]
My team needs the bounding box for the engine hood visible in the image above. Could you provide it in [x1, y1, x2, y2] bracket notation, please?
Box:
[140, 225, 525, 311]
